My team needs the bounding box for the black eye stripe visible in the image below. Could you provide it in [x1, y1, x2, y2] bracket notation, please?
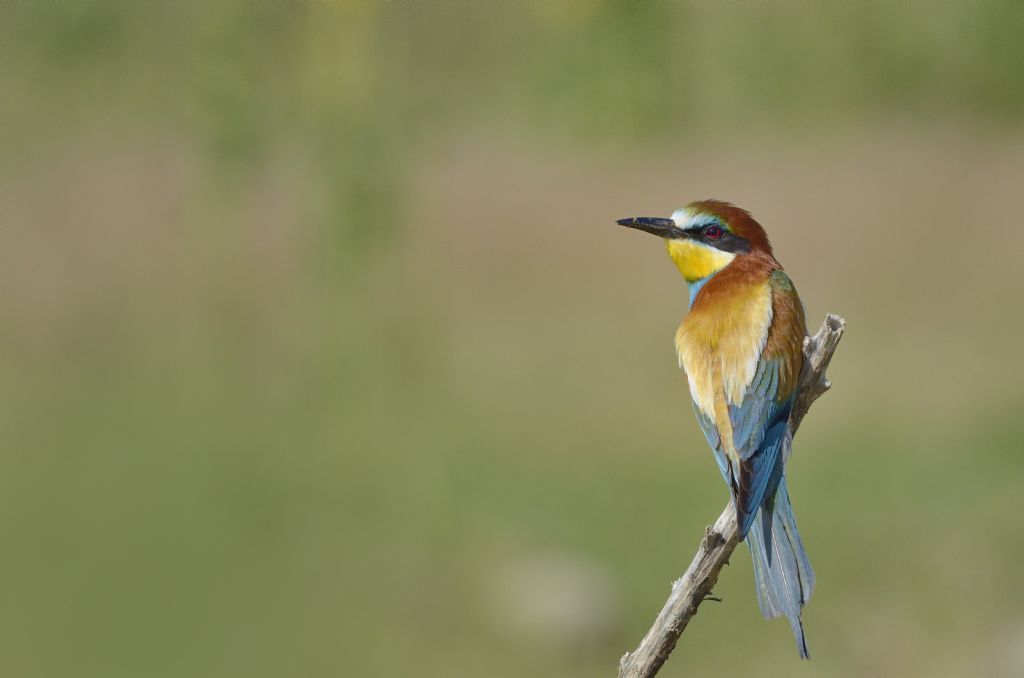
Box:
[679, 223, 749, 254]
[712, 233, 751, 254]
[690, 225, 751, 254]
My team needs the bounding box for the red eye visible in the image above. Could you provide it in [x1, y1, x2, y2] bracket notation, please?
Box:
[705, 225, 723, 239]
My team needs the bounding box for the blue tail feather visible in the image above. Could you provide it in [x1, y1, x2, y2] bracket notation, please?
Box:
[746, 478, 814, 659]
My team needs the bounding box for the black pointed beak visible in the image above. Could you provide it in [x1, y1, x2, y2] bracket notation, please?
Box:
[617, 216, 687, 239]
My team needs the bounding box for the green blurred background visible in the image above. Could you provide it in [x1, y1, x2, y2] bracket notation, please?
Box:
[3, 2, 1024, 676]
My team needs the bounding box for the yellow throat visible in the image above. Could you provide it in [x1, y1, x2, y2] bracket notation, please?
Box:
[666, 239, 736, 282]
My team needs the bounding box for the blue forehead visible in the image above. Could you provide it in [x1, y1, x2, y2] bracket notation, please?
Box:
[670, 209, 727, 231]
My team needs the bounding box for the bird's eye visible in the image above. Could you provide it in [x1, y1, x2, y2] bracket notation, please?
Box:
[704, 225, 724, 239]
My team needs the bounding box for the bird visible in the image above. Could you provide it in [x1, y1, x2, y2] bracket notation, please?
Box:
[617, 199, 815, 658]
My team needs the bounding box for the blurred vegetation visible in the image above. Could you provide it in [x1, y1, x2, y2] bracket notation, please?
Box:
[3, 2, 1024, 677]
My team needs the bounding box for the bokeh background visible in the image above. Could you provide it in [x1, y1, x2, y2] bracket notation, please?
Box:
[4, 2, 1024, 677]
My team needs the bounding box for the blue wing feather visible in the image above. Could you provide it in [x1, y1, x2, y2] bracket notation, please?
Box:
[693, 370, 792, 539]
[735, 415, 789, 536]
[692, 404, 729, 482]
[726, 358, 794, 537]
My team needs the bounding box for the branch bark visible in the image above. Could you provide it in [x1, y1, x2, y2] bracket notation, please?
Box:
[617, 313, 846, 678]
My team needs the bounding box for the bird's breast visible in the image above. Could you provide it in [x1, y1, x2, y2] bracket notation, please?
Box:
[675, 279, 773, 419]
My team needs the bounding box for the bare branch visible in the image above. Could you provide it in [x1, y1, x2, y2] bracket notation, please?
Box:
[617, 313, 846, 678]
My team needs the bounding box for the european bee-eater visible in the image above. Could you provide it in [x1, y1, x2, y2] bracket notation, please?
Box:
[618, 200, 814, 658]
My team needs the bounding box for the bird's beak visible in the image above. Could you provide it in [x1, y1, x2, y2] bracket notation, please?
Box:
[616, 216, 686, 239]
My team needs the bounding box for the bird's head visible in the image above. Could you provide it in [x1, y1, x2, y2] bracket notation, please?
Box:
[617, 200, 772, 282]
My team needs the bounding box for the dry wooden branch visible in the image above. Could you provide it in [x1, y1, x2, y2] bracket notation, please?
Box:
[618, 313, 846, 678]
